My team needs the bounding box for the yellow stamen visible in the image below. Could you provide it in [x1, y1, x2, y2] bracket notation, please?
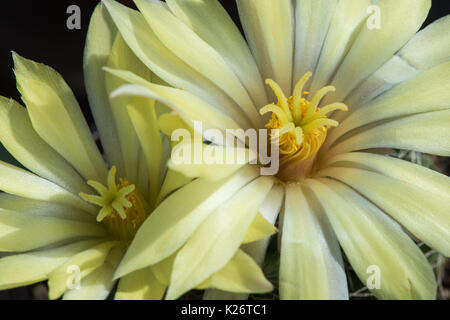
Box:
[265, 79, 293, 122]
[260, 73, 347, 179]
[292, 72, 312, 123]
[80, 166, 149, 241]
[301, 86, 336, 125]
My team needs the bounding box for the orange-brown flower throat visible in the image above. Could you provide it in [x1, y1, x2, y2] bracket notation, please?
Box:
[260, 72, 347, 181]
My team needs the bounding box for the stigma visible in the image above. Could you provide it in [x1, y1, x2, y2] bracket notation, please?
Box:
[260, 73, 347, 179]
[80, 166, 149, 241]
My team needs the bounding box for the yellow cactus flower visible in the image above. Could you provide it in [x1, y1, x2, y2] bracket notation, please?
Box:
[0, 4, 274, 300]
[102, 0, 450, 300]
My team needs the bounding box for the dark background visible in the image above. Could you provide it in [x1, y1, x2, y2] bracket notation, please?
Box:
[0, 0, 449, 299]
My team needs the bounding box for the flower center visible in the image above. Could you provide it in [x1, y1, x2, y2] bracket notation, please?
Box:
[260, 72, 347, 181]
[80, 166, 149, 242]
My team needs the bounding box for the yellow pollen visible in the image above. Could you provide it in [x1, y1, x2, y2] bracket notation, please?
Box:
[80, 166, 149, 241]
[260, 73, 348, 170]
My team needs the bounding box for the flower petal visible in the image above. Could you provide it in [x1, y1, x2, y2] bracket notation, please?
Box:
[242, 213, 277, 245]
[205, 184, 284, 300]
[306, 179, 436, 299]
[166, 175, 274, 299]
[343, 15, 450, 111]
[63, 246, 124, 300]
[115, 267, 166, 300]
[102, 0, 248, 124]
[279, 183, 347, 300]
[399, 15, 450, 70]
[84, 3, 125, 172]
[317, 166, 450, 256]
[0, 193, 93, 222]
[107, 67, 247, 129]
[0, 97, 89, 194]
[13, 53, 107, 182]
[156, 169, 192, 205]
[165, 0, 267, 109]
[208, 249, 273, 294]
[105, 34, 151, 184]
[329, 0, 430, 102]
[326, 110, 450, 158]
[325, 61, 450, 150]
[114, 165, 259, 279]
[293, 0, 339, 90]
[0, 209, 106, 252]
[236, 0, 294, 94]
[48, 241, 119, 299]
[309, 0, 371, 92]
[126, 97, 162, 207]
[168, 143, 257, 181]
[0, 161, 95, 214]
[0, 240, 100, 290]
[242, 184, 284, 263]
[63, 261, 115, 300]
[323, 152, 450, 201]
[134, 0, 261, 127]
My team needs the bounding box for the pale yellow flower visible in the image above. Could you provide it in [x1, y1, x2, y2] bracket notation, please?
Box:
[0, 3, 275, 299]
[102, 0, 450, 300]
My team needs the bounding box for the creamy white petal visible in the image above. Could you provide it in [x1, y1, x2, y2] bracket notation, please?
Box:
[0, 193, 93, 222]
[114, 165, 260, 279]
[344, 15, 450, 111]
[167, 175, 274, 299]
[0, 240, 100, 290]
[0, 97, 89, 194]
[0, 209, 106, 252]
[242, 184, 283, 264]
[48, 241, 119, 299]
[84, 3, 125, 173]
[105, 34, 151, 184]
[13, 53, 108, 182]
[306, 179, 436, 299]
[126, 97, 162, 206]
[0, 161, 95, 214]
[102, 0, 249, 123]
[168, 144, 256, 181]
[63, 262, 115, 300]
[135, 0, 261, 127]
[293, 0, 338, 90]
[340, 55, 420, 117]
[205, 184, 283, 300]
[279, 183, 347, 300]
[115, 267, 166, 300]
[136, 149, 150, 200]
[63, 246, 124, 300]
[328, 0, 430, 102]
[399, 14, 450, 70]
[326, 110, 450, 158]
[317, 166, 450, 256]
[310, 0, 371, 93]
[107, 68, 249, 130]
[323, 152, 450, 201]
[156, 169, 192, 206]
[237, 0, 294, 95]
[208, 249, 273, 294]
[166, 0, 267, 109]
[325, 61, 450, 150]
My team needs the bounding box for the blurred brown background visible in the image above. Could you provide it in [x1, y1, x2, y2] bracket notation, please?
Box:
[0, 0, 449, 300]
